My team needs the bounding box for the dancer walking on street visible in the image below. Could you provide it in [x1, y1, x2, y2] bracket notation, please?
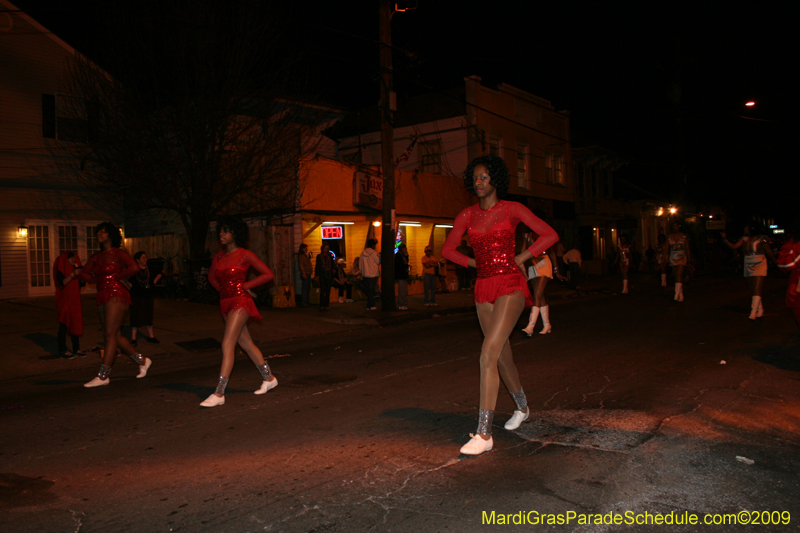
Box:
[521, 224, 564, 337]
[201, 216, 276, 407]
[81, 223, 151, 387]
[664, 222, 691, 301]
[443, 155, 557, 455]
[721, 223, 776, 320]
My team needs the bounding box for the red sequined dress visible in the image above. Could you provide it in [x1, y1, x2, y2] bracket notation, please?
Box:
[442, 200, 558, 307]
[209, 248, 274, 319]
[80, 248, 139, 306]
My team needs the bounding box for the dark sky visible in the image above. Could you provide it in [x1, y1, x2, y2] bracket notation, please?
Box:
[11, 0, 796, 222]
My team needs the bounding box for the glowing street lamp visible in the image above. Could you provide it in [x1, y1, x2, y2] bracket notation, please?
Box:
[745, 101, 756, 107]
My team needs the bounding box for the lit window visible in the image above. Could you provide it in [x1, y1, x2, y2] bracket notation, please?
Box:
[516, 143, 528, 188]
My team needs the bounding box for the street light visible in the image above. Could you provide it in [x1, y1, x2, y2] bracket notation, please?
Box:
[745, 101, 756, 107]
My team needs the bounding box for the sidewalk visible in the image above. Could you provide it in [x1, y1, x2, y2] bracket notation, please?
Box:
[0, 276, 611, 382]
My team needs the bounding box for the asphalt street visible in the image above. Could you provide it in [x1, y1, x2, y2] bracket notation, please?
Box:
[2, 275, 800, 532]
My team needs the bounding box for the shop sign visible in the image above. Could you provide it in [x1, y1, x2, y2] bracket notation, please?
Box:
[321, 226, 343, 239]
[354, 172, 383, 210]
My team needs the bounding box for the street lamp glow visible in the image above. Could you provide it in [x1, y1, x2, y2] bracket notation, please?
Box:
[669, 207, 677, 215]
[372, 221, 381, 227]
[745, 101, 756, 107]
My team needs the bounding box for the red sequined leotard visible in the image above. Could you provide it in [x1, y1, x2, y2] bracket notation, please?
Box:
[209, 248, 274, 319]
[442, 200, 558, 307]
[80, 248, 139, 306]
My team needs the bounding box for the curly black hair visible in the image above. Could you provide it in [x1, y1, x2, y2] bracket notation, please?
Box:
[463, 154, 510, 198]
[133, 251, 146, 261]
[95, 222, 123, 248]
[217, 215, 249, 248]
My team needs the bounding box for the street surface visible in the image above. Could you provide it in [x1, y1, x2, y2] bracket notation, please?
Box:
[2, 275, 800, 532]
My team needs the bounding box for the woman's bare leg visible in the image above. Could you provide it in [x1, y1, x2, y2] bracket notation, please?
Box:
[86, 301, 147, 386]
[474, 294, 526, 436]
[238, 325, 277, 390]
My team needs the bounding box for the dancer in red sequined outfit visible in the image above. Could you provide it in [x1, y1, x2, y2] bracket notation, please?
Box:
[200, 216, 276, 407]
[442, 155, 558, 455]
[81, 222, 152, 387]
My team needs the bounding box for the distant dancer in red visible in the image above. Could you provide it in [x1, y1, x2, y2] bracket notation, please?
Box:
[201, 216, 277, 407]
[53, 251, 85, 359]
[442, 155, 558, 455]
[777, 234, 800, 327]
[81, 222, 152, 387]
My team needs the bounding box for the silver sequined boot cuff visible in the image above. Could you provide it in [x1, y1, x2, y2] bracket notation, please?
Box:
[256, 363, 272, 380]
[510, 388, 527, 411]
[128, 352, 145, 365]
[98, 364, 112, 379]
[477, 409, 494, 435]
[215, 376, 229, 396]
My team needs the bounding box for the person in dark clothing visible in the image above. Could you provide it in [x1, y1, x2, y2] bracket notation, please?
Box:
[332, 258, 353, 303]
[455, 240, 474, 290]
[395, 243, 410, 309]
[315, 243, 335, 311]
[129, 251, 163, 347]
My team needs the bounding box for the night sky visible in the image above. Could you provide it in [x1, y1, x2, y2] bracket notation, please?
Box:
[10, 1, 796, 224]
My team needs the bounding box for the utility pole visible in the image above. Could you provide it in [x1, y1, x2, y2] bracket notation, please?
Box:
[379, 0, 396, 311]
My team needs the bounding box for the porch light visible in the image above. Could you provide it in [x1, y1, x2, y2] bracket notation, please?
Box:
[372, 221, 381, 227]
[18, 226, 28, 238]
[669, 207, 677, 214]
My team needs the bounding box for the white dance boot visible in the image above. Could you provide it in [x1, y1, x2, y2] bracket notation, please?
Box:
[521, 306, 540, 337]
[255, 377, 278, 395]
[674, 283, 683, 301]
[539, 306, 552, 334]
[756, 297, 764, 318]
[749, 296, 761, 320]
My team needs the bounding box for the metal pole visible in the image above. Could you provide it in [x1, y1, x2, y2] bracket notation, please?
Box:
[379, 0, 396, 311]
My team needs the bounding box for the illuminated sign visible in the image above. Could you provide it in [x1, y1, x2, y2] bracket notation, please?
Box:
[321, 226, 343, 239]
[769, 225, 778, 229]
[353, 172, 383, 210]
[774, 229, 784, 234]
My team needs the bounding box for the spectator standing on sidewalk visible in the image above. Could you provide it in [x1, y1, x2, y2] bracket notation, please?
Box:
[563, 243, 582, 290]
[315, 243, 335, 311]
[332, 258, 354, 303]
[422, 246, 439, 306]
[129, 251, 163, 347]
[359, 238, 381, 310]
[455, 240, 474, 290]
[395, 243, 410, 310]
[296, 244, 313, 307]
[53, 251, 86, 359]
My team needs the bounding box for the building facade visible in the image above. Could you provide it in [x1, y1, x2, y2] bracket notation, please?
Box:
[0, 1, 116, 299]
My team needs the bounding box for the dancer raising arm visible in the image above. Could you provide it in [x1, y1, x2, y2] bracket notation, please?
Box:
[82, 222, 152, 387]
[721, 223, 776, 320]
[442, 155, 558, 455]
[201, 216, 276, 407]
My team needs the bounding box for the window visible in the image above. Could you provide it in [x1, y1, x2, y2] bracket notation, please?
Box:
[28, 226, 51, 288]
[340, 149, 362, 164]
[86, 226, 101, 257]
[545, 152, 565, 185]
[488, 137, 501, 157]
[58, 226, 79, 254]
[42, 94, 96, 142]
[516, 143, 528, 188]
[554, 154, 564, 184]
[419, 140, 442, 173]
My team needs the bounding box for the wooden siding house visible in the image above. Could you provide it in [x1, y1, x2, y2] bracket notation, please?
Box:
[0, 0, 116, 298]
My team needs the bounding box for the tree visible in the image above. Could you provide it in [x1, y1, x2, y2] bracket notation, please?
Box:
[56, 0, 325, 263]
